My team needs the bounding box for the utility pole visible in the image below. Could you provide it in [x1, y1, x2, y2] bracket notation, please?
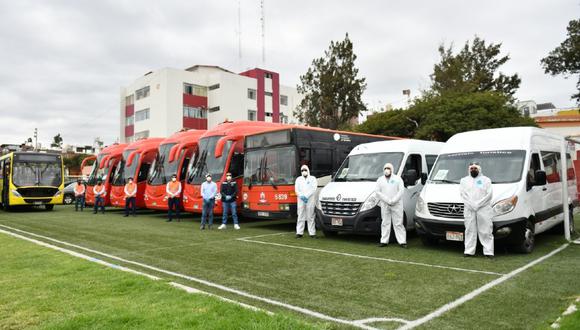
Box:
[34, 128, 38, 151]
[260, 0, 265, 65]
[237, 0, 242, 69]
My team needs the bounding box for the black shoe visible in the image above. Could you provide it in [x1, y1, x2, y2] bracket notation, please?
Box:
[464, 254, 474, 258]
[93, 212, 97, 214]
[310, 235, 318, 239]
[296, 234, 303, 238]
[123, 215, 129, 217]
[208, 225, 212, 230]
[485, 255, 495, 260]
[400, 244, 408, 249]
[200, 225, 205, 230]
[378, 243, 387, 247]
[166, 219, 172, 222]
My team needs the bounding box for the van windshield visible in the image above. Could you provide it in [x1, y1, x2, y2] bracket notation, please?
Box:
[429, 150, 526, 184]
[334, 152, 404, 182]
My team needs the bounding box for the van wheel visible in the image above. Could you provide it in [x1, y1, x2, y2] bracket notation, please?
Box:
[63, 195, 74, 205]
[420, 235, 438, 246]
[514, 221, 535, 254]
[45, 204, 54, 211]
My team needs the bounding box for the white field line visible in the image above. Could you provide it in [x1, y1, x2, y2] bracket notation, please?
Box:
[354, 317, 412, 326]
[0, 224, 397, 330]
[0, 228, 269, 314]
[238, 238, 504, 276]
[397, 243, 571, 330]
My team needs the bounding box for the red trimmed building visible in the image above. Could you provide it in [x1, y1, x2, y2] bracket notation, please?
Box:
[120, 65, 302, 142]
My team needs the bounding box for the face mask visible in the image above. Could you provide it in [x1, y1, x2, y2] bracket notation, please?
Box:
[470, 170, 479, 178]
[384, 169, 391, 177]
[206, 177, 211, 182]
[129, 180, 133, 184]
[226, 176, 232, 181]
[172, 178, 177, 182]
[302, 171, 308, 177]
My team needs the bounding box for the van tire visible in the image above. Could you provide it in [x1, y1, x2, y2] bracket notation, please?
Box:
[514, 220, 535, 254]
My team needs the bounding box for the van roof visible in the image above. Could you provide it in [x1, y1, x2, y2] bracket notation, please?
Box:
[349, 139, 444, 156]
[442, 127, 563, 154]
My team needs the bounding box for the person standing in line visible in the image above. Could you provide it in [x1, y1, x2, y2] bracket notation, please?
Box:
[375, 163, 406, 248]
[166, 174, 182, 222]
[294, 165, 318, 238]
[460, 162, 494, 259]
[93, 179, 106, 214]
[74, 179, 86, 212]
[218, 172, 240, 230]
[200, 173, 217, 230]
[123, 177, 137, 217]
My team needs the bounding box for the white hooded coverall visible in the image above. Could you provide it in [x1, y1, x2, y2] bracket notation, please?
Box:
[375, 163, 406, 244]
[294, 165, 318, 236]
[459, 166, 494, 256]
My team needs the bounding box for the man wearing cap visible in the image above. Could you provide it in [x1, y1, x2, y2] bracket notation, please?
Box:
[375, 162, 406, 248]
[166, 174, 182, 222]
[460, 162, 494, 258]
[124, 177, 137, 217]
[200, 173, 217, 229]
[74, 179, 86, 212]
[218, 172, 240, 230]
[93, 179, 106, 214]
[294, 164, 318, 238]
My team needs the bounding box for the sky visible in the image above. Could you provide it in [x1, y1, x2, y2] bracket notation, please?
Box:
[0, 0, 578, 147]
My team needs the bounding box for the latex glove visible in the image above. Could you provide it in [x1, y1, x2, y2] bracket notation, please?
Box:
[225, 195, 232, 201]
[301, 196, 309, 203]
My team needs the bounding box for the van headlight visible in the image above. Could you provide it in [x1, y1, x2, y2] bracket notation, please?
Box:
[359, 194, 378, 212]
[493, 196, 518, 215]
[11, 190, 22, 198]
[416, 196, 426, 214]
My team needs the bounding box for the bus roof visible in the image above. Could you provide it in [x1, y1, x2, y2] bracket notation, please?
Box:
[200, 121, 286, 139]
[124, 137, 164, 152]
[349, 139, 444, 156]
[160, 129, 206, 146]
[242, 124, 402, 141]
[98, 143, 128, 156]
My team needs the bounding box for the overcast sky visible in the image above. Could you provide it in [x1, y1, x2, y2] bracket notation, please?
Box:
[0, 0, 578, 147]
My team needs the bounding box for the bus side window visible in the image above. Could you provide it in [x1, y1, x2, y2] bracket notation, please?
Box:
[403, 154, 422, 185]
[229, 153, 244, 178]
[426, 155, 438, 174]
[311, 148, 332, 177]
[138, 164, 150, 182]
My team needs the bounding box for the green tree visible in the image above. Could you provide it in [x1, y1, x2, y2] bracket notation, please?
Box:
[295, 33, 367, 129]
[51, 134, 63, 148]
[541, 19, 580, 104]
[432, 36, 521, 97]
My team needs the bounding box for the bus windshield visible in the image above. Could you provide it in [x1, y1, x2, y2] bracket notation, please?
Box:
[112, 150, 139, 186]
[334, 152, 404, 182]
[429, 150, 526, 184]
[187, 136, 232, 184]
[148, 143, 181, 186]
[12, 154, 62, 187]
[243, 146, 297, 186]
[87, 153, 109, 185]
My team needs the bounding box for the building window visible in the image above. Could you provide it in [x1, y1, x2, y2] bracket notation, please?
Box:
[125, 116, 134, 126]
[247, 88, 256, 100]
[265, 112, 272, 117]
[280, 113, 288, 124]
[183, 106, 207, 119]
[265, 91, 273, 97]
[208, 84, 220, 91]
[134, 130, 149, 140]
[209, 106, 220, 113]
[280, 95, 288, 106]
[264, 72, 273, 79]
[125, 94, 134, 105]
[248, 110, 257, 121]
[135, 86, 150, 100]
[135, 108, 150, 122]
[184, 83, 207, 97]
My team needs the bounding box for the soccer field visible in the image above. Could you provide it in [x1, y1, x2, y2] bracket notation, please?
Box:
[0, 206, 578, 329]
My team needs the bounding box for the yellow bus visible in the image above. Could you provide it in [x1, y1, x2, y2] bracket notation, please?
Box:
[0, 152, 64, 211]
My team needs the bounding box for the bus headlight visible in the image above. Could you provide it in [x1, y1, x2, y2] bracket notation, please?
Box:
[242, 202, 249, 209]
[493, 196, 518, 215]
[11, 190, 22, 198]
[416, 196, 426, 214]
[279, 204, 290, 211]
[359, 194, 378, 212]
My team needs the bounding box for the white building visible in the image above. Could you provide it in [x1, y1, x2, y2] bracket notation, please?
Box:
[120, 65, 302, 142]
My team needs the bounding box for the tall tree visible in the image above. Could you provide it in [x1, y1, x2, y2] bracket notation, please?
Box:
[295, 33, 367, 129]
[51, 134, 63, 148]
[541, 19, 580, 105]
[432, 36, 521, 97]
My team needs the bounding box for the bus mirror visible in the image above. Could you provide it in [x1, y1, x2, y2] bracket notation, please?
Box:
[99, 155, 110, 169]
[126, 151, 138, 167]
[421, 172, 428, 185]
[80, 156, 96, 172]
[535, 170, 547, 186]
[215, 135, 242, 158]
[168, 144, 180, 163]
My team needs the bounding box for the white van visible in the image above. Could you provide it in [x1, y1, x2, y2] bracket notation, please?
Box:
[415, 127, 577, 253]
[315, 139, 444, 236]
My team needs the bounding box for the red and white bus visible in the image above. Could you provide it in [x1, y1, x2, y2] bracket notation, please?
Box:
[83, 143, 128, 206]
[241, 126, 399, 219]
[109, 138, 164, 209]
[144, 129, 205, 211]
[182, 121, 284, 214]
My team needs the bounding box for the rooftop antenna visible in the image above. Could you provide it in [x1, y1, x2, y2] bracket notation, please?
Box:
[237, 0, 242, 69]
[260, 0, 265, 65]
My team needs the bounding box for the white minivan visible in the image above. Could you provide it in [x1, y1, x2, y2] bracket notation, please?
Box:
[415, 127, 577, 253]
[316, 139, 444, 236]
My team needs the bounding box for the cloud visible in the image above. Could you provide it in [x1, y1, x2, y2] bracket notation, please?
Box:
[0, 0, 578, 146]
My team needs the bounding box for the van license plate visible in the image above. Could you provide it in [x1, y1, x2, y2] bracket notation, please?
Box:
[331, 218, 343, 226]
[257, 212, 269, 217]
[446, 231, 464, 241]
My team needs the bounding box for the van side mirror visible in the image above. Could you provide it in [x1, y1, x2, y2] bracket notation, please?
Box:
[535, 170, 547, 186]
[421, 172, 428, 185]
[403, 169, 418, 187]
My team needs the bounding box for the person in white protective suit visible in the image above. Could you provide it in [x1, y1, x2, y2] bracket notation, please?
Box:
[294, 164, 318, 238]
[375, 163, 407, 248]
[459, 162, 494, 258]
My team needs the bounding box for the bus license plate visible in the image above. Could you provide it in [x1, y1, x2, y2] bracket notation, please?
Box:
[331, 218, 343, 226]
[446, 231, 464, 241]
[257, 212, 269, 217]
[33, 201, 43, 205]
